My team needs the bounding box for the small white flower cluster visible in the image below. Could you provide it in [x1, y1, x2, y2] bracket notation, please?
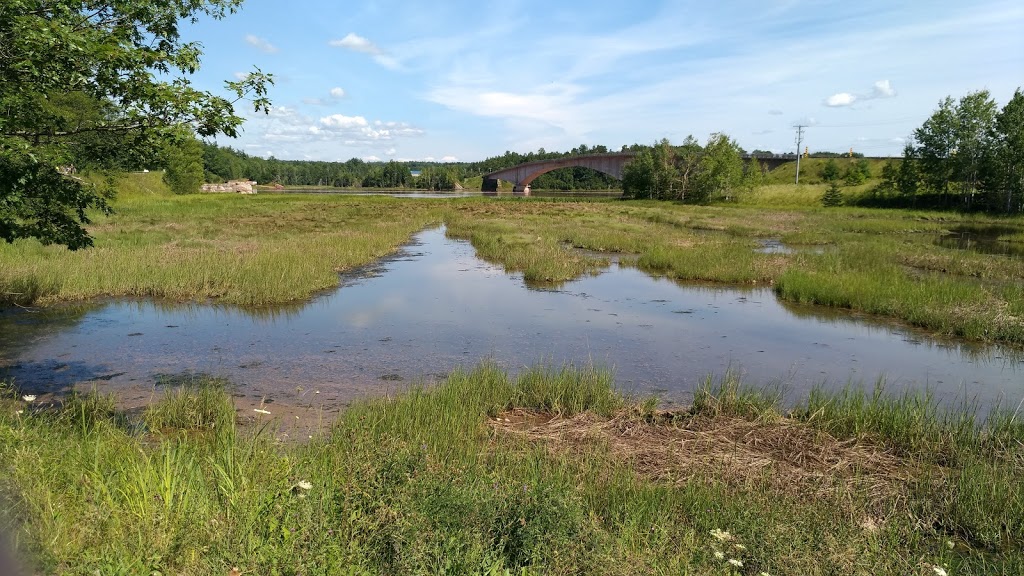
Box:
[292, 480, 313, 498]
[709, 528, 762, 574]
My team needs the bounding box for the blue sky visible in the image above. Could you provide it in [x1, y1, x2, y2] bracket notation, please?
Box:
[183, 0, 1024, 162]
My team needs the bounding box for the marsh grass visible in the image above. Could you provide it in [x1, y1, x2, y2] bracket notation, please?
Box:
[144, 376, 235, 432]
[2, 365, 1022, 574]
[0, 191, 442, 306]
[2, 177, 1022, 344]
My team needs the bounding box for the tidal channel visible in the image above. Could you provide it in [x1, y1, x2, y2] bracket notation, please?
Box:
[2, 227, 1021, 412]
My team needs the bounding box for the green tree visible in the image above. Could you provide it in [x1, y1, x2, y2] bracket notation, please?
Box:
[744, 158, 764, 191]
[1, 0, 272, 249]
[673, 136, 703, 201]
[821, 183, 844, 207]
[163, 133, 205, 194]
[879, 161, 899, 195]
[896, 144, 920, 198]
[692, 133, 743, 203]
[914, 96, 958, 198]
[981, 89, 1024, 213]
[622, 139, 678, 200]
[951, 90, 998, 206]
[912, 91, 997, 206]
[820, 158, 841, 182]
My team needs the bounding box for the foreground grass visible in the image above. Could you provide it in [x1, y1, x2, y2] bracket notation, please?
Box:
[1, 367, 1021, 574]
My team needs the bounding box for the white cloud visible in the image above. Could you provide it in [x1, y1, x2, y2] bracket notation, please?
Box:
[321, 114, 369, 130]
[825, 92, 858, 107]
[768, 109, 784, 116]
[304, 87, 348, 106]
[233, 71, 251, 81]
[235, 106, 423, 160]
[329, 33, 400, 69]
[384, 147, 397, 156]
[427, 83, 585, 134]
[872, 80, 896, 98]
[363, 155, 382, 162]
[245, 34, 278, 54]
[441, 155, 459, 162]
[825, 80, 897, 107]
[330, 33, 379, 54]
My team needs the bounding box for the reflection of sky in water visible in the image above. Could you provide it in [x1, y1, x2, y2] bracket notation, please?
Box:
[1, 227, 1022, 409]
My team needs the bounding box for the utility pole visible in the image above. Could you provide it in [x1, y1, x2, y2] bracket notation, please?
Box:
[794, 124, 806, 184]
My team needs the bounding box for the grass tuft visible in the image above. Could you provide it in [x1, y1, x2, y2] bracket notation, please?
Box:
[144, 376, 236, 432]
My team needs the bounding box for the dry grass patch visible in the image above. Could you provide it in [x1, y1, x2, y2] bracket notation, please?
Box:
[489, 408, 919, 503]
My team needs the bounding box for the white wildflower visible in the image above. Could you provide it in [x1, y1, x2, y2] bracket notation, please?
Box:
[734, 543, 747, 551]
[713, 551, 725, 560]
[22, 395, 36, 402]
[728, 559, 743, 568]
[933, 567, 948, 576]
[297, 480, 313, 490]
[253, 408, 271, 415]
[759, 573, 771, 576]
[16, 410, 23, 415]
[710, 528, 733, 541]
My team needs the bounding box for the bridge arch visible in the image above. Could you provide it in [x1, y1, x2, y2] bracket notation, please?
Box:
[482, 153, 636, 194]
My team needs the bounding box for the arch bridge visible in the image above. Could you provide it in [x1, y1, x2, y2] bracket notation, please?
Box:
[481, 153, 636, 195]
[480, 152, 799, 195]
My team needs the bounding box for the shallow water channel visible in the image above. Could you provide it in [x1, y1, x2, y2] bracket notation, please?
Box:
[2, 227, 1022, 411]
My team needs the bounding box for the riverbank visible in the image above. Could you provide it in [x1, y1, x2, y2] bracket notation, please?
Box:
[1, 365, 1020, 574]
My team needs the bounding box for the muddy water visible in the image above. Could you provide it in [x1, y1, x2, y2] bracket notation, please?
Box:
[2, 227, 1022, 412]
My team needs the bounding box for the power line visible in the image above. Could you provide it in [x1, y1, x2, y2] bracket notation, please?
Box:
[811, 117, 919, 128]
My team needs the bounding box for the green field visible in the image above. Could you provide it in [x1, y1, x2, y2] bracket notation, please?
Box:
[2, 171, 1022, 344]
[2, 170, 1023, 573]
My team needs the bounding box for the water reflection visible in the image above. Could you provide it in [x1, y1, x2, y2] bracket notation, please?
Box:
[934, 225, 1024, 258]
[2, 227, 1021, 409]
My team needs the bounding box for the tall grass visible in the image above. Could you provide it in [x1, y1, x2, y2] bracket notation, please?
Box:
[0, 191, 442, 306]
[144, 376, 235, 431]
[2, 366, 1022, 573]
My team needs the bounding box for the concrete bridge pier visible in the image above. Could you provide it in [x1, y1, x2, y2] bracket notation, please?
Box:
[513, 184, 531, 196]
[482, 177, 500, 193]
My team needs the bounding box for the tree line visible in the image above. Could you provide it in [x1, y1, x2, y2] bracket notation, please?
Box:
[196, 142, 628, 191]
[620, 135, 762, 202]
[200, 143, 460, 189]
[873, 88, 1023, 214]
